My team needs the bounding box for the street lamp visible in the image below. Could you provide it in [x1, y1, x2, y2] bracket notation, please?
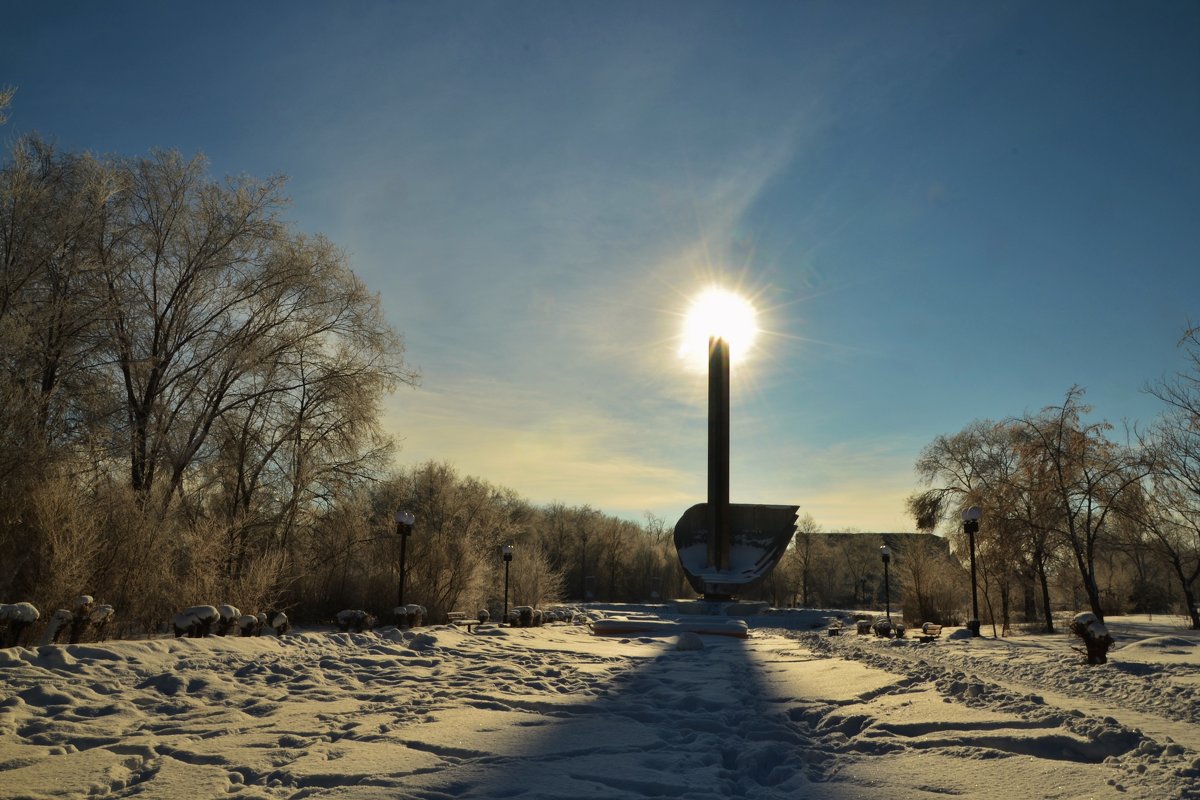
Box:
[962, 506, 982, 636]
[394, 510, 415, 608]
[501, 544, 514, 626]
[880, 544, 892, 622]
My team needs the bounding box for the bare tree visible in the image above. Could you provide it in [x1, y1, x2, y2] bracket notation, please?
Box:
[789, 513, 821, 607]
[1138, 326, 1200, 628]
[908, 419, 1024, 631]
[0, 86, 13, 125]
[0, 140, 415, 621]
[1014, 387, 1148, 622]
[893, 535, 963, 625]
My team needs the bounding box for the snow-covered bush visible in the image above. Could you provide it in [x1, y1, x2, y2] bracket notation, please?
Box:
[1069, 612, 1115, 665]
[0, 602, 40, 646]
[88, 604, 114, 641]
[40, 608, 73, 645]
[335, 609, 375, 633]
[215, 605, 241, 636]
[477, 609, 489, 623]
[67, 595, 93, 644]
[406, 604, 425, 627]
[266, 611, 289, 635]
[172, 605, 220, 638]
[237, 614, 262, 636]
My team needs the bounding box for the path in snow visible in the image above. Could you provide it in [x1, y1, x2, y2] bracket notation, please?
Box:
[783, 623, 1200, 751]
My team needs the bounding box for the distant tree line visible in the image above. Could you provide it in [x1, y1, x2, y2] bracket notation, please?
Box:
[907, 337, 1200, 632]
[746, 516, 965, 626]
[301, 460, 691, 623]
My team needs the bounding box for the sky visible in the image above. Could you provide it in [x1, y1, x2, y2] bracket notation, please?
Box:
[2, 1, 1198, 532]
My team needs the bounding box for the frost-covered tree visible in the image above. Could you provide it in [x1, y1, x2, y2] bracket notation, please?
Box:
[1014, 388, 1147, 623]
[1137, 325, 1200, 628]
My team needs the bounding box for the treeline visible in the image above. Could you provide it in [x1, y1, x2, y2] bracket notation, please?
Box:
[907, 340, 1200, 631]
[0, 134, 412, 631]
[333, 462, 688, 621]
[752, 523, 966, 625]
[0, 133, 684, 634]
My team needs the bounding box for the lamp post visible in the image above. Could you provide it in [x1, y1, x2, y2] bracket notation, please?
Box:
[880, 544, 891, 622]
[394, 510, 415, 608]
[962, 506, 982, 636]
[501, 544, 513, 626]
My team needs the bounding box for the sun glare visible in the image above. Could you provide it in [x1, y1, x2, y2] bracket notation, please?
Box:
[679, 287, 759, 366]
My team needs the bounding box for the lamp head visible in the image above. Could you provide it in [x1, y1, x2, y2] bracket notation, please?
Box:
[502, 544, 513, 561]
[394, 510, 415, 527]
[880, 544, 891, 563]
[961, 506, 982, 522]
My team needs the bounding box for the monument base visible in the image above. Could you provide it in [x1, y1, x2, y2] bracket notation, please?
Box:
[671, 599, 769, 617]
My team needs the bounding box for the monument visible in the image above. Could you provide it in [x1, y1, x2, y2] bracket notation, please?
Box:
[673, 329, 798, 603]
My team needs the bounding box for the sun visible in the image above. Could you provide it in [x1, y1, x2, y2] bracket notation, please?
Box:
[679, 287, 759, 366]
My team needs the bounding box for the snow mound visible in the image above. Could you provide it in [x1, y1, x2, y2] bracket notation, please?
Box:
[1120, 635, 1197, 651]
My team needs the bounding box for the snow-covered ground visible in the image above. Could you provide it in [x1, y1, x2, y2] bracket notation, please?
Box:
[1, 606, 1197, 799]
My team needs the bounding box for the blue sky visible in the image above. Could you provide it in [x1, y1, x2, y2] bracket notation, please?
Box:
[3, 1, 1198, 531]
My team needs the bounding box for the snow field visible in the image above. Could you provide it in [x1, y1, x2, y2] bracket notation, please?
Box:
[0, 613, 1196, 799]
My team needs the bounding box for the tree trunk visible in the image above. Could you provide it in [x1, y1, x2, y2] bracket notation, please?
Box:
[1038, 561, 1055, 634]
[1022, 580, 1037, 622]
[1168, 554, 1200, 630]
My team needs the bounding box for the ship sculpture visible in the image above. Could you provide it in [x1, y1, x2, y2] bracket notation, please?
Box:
[673, 333, 797, 600]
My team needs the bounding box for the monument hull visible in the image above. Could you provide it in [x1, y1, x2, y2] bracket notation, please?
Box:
[673, 503, 798, 599]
